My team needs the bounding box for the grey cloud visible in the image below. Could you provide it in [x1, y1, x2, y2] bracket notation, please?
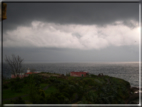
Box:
[72, 33, 82, 38]
[3, 45, 139, 63]
[3, 21, 139, 49]
[3, 3, 139, 33]
[122, 20, 139, 29]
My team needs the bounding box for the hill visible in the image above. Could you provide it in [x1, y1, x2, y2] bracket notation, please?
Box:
[2, 72, 139, 104]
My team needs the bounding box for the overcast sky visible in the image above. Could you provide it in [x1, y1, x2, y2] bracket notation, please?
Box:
[2, 2, 140, 63]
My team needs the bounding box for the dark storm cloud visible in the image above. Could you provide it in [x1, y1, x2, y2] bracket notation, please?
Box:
[3, 3, 139, 32]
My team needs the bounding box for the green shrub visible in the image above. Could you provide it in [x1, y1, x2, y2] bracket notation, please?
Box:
[84, 90, 98, 103]
[90, 74, 97, 78]
[38, 89, 46, 98]
[82, 78, 95, 86]
[66, 73, 70, 77]
[46, 92, 70, 104]
[10, 80, 15, 85]
[62, 92, 70, 98]
[15, 77, 21, 81]
[27, 74, 47, 103]
[23, 78, 28, 84]
[29, 89, 46, 104]
[46, 95, 59, 104]
[11, 82, 22, 92]
[11, 97, 25, 104]
[3, 84, 9, 89]
[58, 94, 66, 104]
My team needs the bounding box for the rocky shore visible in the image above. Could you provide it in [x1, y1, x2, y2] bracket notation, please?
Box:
[127, 87, 141, 104]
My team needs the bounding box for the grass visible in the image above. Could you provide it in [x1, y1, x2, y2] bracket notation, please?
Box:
[3, 80, 48, 100]
[2, 72, 132, 104]
[44, 86, 59, 96]
[3, 88, 25, 99]
[40, 83, 48, 89]
[3, 83, 48, 104]
[2, 84, 30, 99]
[67, 76, 76, 80]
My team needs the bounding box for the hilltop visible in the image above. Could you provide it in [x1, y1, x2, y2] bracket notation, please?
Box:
[3, 72, 139, 104]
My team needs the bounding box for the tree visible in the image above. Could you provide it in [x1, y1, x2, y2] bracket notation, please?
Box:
[5, 55, 24, 76]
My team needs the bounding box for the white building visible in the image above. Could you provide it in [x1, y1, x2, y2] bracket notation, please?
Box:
[27, 68, 30, 73]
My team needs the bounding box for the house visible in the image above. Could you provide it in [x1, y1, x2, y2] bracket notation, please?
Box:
[11, 73, 26, 78]
[11, 68, 39, 78]
[70, 71, 88, 77]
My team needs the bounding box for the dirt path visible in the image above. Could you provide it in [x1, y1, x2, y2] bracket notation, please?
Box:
[43, 85, 51, 90]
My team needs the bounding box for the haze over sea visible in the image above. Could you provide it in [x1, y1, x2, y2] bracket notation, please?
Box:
[3, 62, 140, 87]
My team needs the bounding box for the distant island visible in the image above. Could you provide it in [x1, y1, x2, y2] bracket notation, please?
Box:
[3, 70, 140, 104]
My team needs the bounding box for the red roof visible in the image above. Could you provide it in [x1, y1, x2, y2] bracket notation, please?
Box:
[25, 72, 38, 74]
[25, 72, 34, 74]
[70, 72, 87, 77]
[11, 72, 39, 78]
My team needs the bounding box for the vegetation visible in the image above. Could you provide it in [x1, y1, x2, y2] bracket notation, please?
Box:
[3, 72, 134, 104]
[5, 55, 24, 76]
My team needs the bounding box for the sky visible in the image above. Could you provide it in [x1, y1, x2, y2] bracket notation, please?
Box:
[2, 2, 140, 63]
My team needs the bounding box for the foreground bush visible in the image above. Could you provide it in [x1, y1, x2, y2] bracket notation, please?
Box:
[10, 97, 25, 104]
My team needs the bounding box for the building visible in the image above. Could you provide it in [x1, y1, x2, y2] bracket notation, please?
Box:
[11, 73, 26, 78]
[11, 68, 39, 78]
[27, 68, 30, 73]
[70, 71, 88, 77]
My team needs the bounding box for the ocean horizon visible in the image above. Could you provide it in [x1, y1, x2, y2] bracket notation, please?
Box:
[2, 62, 140, 87]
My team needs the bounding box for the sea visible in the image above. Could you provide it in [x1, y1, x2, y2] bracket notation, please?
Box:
[2, 62, 140, 87]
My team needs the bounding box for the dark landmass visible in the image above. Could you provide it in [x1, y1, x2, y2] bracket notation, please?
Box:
[2, 72, 140, 104]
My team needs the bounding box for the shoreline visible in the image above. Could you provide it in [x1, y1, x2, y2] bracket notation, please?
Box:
[3, 72, 140, 88]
